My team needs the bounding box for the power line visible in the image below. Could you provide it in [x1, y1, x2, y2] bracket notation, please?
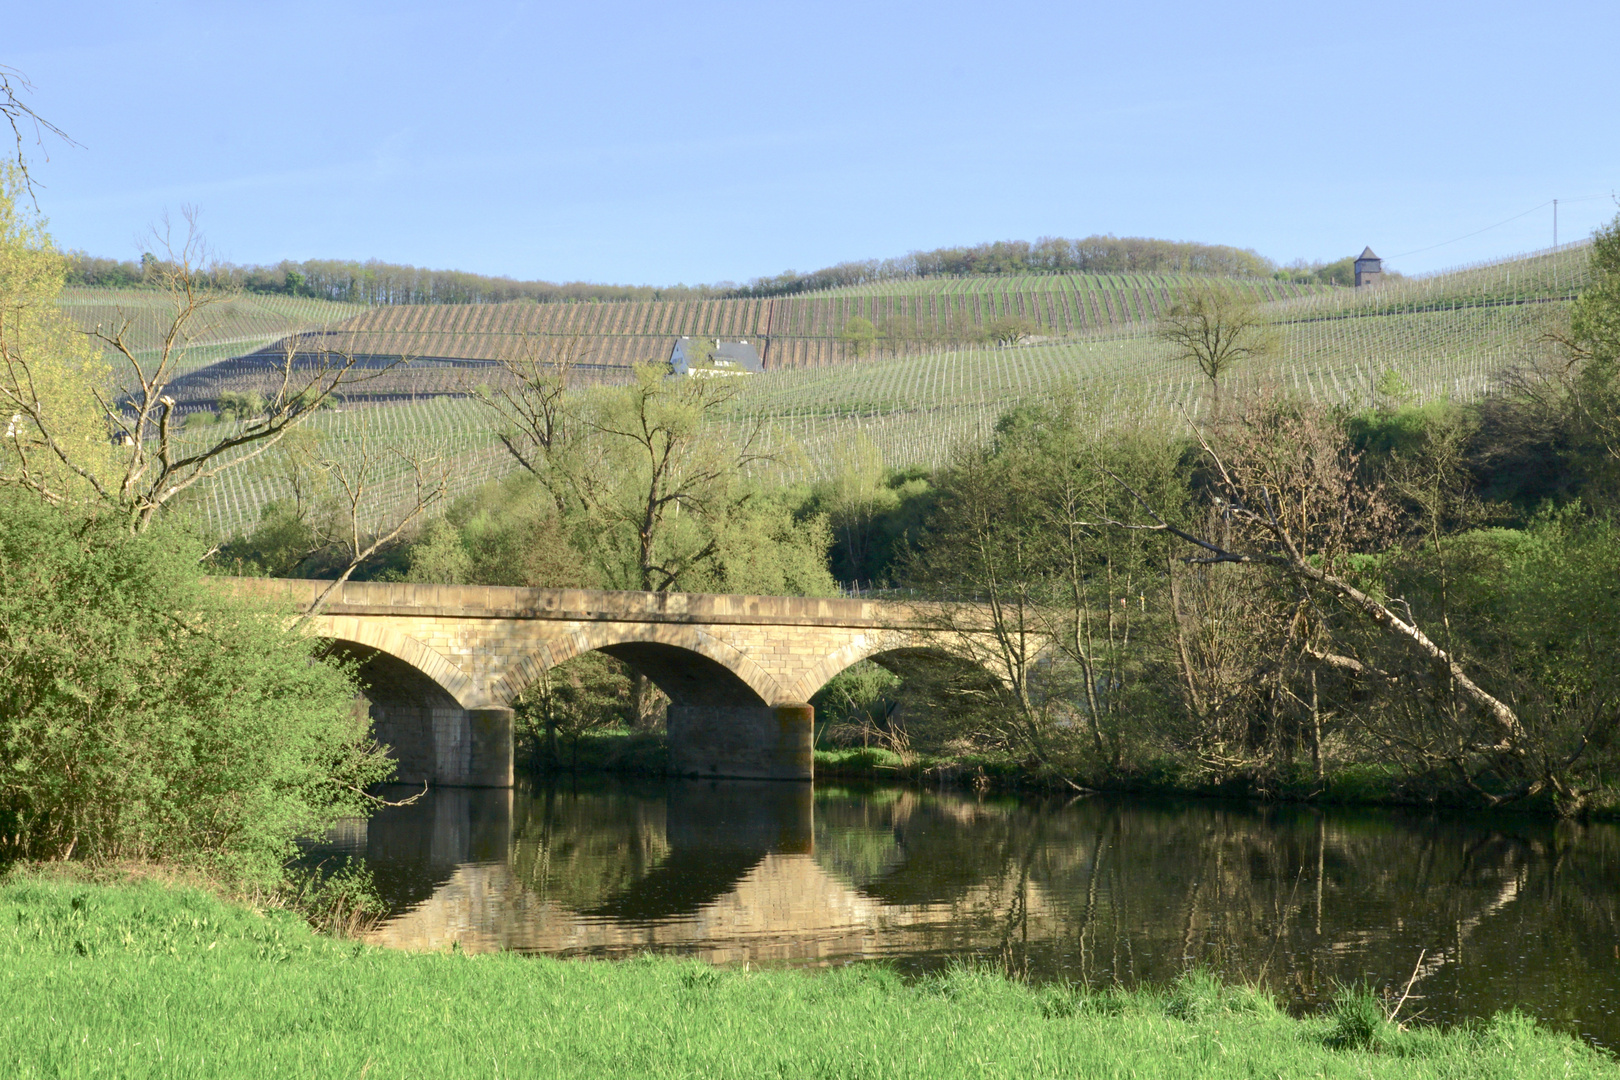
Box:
[1388, 192, 1616, 260]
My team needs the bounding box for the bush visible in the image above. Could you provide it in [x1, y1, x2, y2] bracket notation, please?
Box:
[0, 492, 393, 882]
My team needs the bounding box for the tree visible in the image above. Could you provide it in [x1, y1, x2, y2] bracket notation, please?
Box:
[469, 331, 586, 509]
[0, 65, 75, 199]
[1100, 401, 1543, 776]
[839, 317, 879, 359]
[301, 429, 450, 613]
[0, 166, 113, 505]
[984, 315, 1035, 346]
[0, 189, 390, 531]
[1559, 213, 1620, 462]
[903, 409, 1087, 778]
[1156, 288, 1275, 415]
[824, 434, 890, 580]
[578, 364, 766, 591]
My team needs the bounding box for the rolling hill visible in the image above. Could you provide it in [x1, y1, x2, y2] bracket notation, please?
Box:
[68, 243, 1591, 539]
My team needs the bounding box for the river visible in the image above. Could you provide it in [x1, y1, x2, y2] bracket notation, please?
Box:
[305, 778, 1620, 1049]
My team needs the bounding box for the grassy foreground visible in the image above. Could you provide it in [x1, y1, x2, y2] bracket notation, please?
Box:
[4, 877, 1614, 1079]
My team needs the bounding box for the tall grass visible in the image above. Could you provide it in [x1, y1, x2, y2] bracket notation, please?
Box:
[2, 877, 1611, 1079]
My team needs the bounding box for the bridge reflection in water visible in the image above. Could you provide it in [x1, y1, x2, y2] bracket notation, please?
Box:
[351, 782, 1053, 967]
[312, 781, 1620, 1049]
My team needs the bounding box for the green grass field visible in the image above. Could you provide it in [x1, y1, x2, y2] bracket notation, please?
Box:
[4, 875, 1611, 1079]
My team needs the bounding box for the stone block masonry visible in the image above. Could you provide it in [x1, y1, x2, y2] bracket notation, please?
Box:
[219, 579, 977, 787]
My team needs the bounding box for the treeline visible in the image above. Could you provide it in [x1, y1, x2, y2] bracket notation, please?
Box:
[63, 252, 723, 305]
[62, 233, 1359, 308]
[792, 217, 1620, 806]
[725, 235, 1290, 298]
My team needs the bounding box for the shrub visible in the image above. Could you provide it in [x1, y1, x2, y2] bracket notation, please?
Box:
[0, 492, 393, 882]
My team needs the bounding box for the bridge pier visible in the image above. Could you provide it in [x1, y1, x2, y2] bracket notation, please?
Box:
[667, 702, 815, 781]
[370, 701, 513, 788]
[465, 708, 515, 788]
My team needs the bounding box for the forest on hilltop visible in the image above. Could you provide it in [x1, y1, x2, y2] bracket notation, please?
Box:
[62, 233, 1360, 307]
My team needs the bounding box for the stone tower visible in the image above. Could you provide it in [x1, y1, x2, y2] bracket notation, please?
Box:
[1354, 247, 1383, 288]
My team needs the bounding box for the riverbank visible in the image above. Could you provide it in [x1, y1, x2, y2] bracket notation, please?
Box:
[6, 873, 1609, 1079]
[529, 730, 1620, 819]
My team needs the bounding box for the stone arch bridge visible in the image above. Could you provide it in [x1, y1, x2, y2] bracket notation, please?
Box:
[224, 579, 978, 787]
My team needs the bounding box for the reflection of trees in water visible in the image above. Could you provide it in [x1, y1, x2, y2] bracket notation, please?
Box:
[812, 789, 1620, 1033]
[509, 781, 815, 921]
[368, 781, 1620, 1045]
[509, 783, 671, 912]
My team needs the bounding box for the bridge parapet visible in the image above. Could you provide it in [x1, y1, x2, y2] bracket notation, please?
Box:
[222, 577, 931, 628]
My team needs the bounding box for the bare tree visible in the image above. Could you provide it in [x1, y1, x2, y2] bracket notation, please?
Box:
[1095, 403, 1528, 756]
[1156, 288, 1275, 415]
[303, 432, 451, 615]
[1, 65, 77, 198]
[1, 211, 399, 529]
[470, 331, 587, 490]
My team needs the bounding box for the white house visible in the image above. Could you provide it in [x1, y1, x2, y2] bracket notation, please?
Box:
[668, 337, 765, 378]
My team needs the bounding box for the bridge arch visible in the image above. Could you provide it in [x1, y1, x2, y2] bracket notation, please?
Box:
[782, 629, 951, 705]
[492, 623, 782, 709]
[313, 618, 475, 707]
[311, 619, 505, 787]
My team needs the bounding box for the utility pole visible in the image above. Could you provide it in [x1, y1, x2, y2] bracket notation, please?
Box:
[1553, 198, 1560, 292]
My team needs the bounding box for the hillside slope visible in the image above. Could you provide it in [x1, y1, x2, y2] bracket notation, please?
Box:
[146, 244, 1592, 538]
[201, 271, 1330, 386]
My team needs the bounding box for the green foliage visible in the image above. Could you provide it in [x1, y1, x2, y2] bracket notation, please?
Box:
[808, 440, 935, 584]
[812, 660, 902, 728]
[1348, 401, 1459, 462]
[215, 500, 322, 577]
[702, 486, 837, 597]
[1325, 985, 1396, 1050]
[3, 877, 1610, 1079]
[215, 390, 265, 423]
[0, 166, 115, 505]
[1276, 255, 1358, 286]
[900, 398, 1186, 772]
[0, 491, 392, 882]
[839, 315, 879, 358]
[983, 314, 1036, 345]
[402, 472, 588, 588]
[516, 653, 637, 771]
[1571, 213, 1620, 367]
[1386, 510, 1620, 802]
[402, 516, 473, 584]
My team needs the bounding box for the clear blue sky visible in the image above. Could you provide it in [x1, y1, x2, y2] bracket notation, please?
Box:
[10, 0, 1618, 285]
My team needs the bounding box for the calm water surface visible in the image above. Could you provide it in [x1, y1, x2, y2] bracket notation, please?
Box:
[311, 779, 1620, 1049]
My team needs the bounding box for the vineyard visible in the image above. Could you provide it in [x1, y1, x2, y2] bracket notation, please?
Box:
[203, 270, 1335, 379]
[797, 269, 1312, 300]
[57, 287, 367, 378]
[179, 397, 513, 539]
[103, 242, 1594, 539]
[721, 244, 1589, 481]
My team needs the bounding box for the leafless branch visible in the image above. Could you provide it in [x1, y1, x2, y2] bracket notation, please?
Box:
[0, 65, 78, 201]
[302, 436, 451, 618]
